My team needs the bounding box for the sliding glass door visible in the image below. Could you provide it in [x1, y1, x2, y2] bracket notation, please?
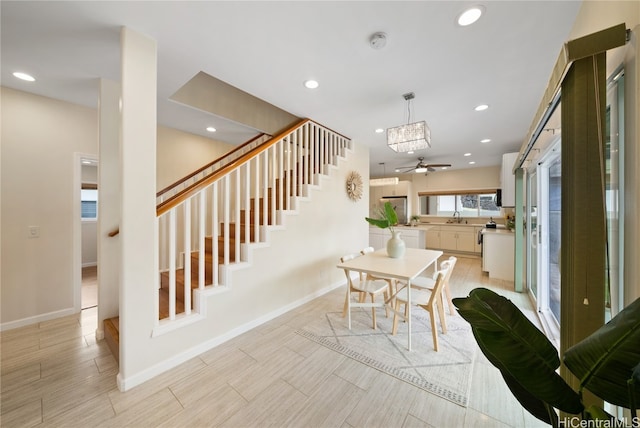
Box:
[526, 170, 538, 301]
[544, 153, 562, 325]
[526, 140, 561, 335]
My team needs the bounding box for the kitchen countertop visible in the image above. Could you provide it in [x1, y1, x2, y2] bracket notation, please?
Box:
[481, 226, 514, 234]
[397, 222, 486, 229]
[369, 223, 511, 231]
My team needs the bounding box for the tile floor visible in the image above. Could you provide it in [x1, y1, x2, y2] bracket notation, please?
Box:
[1, 255, 547, 427]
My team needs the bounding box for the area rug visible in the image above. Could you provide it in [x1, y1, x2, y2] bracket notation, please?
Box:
[296, 307, 476, 407]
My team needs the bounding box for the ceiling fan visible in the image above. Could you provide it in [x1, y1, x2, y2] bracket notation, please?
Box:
[396, 157, 451, 174]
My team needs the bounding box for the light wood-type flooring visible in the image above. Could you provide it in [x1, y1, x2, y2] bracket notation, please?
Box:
[1, 255, 547, 427]
[81, 266, 98, 310]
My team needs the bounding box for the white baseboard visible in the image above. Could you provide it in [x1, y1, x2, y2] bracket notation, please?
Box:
[0, 307, 77, 331]
[116, 279, 345, 392]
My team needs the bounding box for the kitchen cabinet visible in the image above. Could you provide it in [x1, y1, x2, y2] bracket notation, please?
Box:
[440, 226, 475, 252]
[425, 228, 441, 249]
[501, 152, 518, 207]
[425, 225, 478, 253]
[369, 180, 412, 219]
[369, 227, 425, 251]
[482, 229, 515, 281]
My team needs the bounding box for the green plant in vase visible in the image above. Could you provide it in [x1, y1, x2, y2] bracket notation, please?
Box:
[366, 201, 405, 258]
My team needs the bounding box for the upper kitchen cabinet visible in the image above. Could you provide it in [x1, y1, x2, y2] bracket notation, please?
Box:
[375, 180, 411, 197]
[369, 180, 413, 214]
[501, 152, 519, 207]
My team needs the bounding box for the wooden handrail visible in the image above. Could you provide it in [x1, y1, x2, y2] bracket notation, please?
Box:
[156, 132, 271, 198]
[108, 228, 120, 237]
[156, 118, 313, 216]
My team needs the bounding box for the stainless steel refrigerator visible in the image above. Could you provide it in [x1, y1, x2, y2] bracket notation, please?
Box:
[379, 196, 408, 225]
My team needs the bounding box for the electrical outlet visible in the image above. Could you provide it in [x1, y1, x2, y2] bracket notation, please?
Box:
[28, 226, 40, 238]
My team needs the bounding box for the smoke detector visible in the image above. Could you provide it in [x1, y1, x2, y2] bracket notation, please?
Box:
[369, 32, 387, 50]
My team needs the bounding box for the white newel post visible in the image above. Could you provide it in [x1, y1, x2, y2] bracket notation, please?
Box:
[97, 78, 121, 341]
[118, 27, 158, 391]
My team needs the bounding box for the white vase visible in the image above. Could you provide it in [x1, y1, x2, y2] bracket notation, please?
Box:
[386, 230, 406, 258]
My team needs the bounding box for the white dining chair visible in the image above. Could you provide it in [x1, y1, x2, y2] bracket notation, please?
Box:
[407, 256, 457, 315]
[360, 246, 394, 316]
[391, 272, 447, 351]
[341, 252, 391, 330]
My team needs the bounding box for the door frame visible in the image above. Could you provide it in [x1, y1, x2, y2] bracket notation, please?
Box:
[73, 152, 99, 313]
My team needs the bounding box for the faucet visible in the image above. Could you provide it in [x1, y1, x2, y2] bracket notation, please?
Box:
[453, 211, 462, 223]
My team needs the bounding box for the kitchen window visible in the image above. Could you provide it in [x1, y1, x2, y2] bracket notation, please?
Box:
[418, 191, 500, 218]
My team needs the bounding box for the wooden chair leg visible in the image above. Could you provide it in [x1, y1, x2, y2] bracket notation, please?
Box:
[383, 288, 390, 318]
[370, 294, 377, 329]
[342, 289, 349, 318]
[429, 309, 439, 351]
[437, 299, 447, 334]
[444, 283, 455, 315]
[391, 301, 402, 335]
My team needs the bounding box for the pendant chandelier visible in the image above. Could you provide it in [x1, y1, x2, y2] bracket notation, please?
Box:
[387, 92, 431, 153]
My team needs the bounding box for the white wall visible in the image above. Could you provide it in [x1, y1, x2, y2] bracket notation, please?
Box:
[0, 86, 244, 328]
[156, 126, 234, 191]
[1, 87, 97, 326]
[81, 222, 98, 266]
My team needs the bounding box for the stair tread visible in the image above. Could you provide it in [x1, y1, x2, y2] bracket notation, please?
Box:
[103, 317, 120, 364]
[104, 317, 119, 335]
[160, 269, 201, 289]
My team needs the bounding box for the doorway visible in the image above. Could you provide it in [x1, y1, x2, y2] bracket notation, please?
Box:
[76, 155, 99, 310]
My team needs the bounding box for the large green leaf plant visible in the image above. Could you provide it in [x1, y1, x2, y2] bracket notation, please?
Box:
[453, 288, 640, 427]
[365, 201, 398, 233]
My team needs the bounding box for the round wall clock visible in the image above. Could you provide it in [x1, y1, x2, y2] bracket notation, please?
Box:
[346, 171, 363, 201]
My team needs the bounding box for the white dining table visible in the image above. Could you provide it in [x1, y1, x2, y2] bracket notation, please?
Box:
[336, 247, 443, 351]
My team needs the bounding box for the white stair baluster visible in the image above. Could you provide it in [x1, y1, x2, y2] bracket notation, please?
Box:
[183, 201, 191, 315]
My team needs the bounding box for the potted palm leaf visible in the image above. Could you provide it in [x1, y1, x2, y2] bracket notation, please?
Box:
[366, 201, 405, 258]
[453, 288, 640, 427]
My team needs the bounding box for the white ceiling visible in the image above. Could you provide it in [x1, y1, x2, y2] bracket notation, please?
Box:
[1, 1, 582, 177]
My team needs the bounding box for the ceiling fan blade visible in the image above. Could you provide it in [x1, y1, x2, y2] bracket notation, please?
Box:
[425, 163, 452, 168]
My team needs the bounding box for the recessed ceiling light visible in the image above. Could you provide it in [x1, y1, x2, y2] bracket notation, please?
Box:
[206, 126, 216, 132]
[457, 6, 484, 26]
[407, 151, 414, 154]
[480, 138, 491, 143]
[469, 161, 476, 165]
[474, 104, 489, 111]
[375, 128, 384, 133]
[13, 72, 35, 82]
[464, 153, 471, 157]
[442, 167, 448, 170]
[304, 80, 319, 89]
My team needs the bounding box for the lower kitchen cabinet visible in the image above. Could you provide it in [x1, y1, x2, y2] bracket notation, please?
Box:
[425, 228, 441, 249]
[437, 226, 476, 253]
[424, 225, 483, 254]
[482, 230, 515, 281]
[369, 227, 425, 250]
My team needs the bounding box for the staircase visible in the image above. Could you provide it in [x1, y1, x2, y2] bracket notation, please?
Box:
[103, 119, 350, 361]
[158, 186, 283, 319]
